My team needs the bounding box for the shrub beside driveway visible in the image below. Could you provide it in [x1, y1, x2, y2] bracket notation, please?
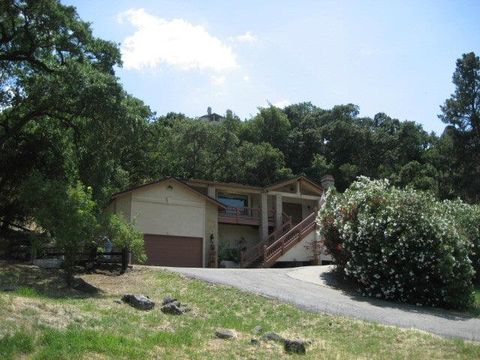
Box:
[319, 177, 476, 309]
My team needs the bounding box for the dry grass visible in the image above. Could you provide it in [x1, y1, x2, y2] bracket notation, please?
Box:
[0, 262, 479, 359]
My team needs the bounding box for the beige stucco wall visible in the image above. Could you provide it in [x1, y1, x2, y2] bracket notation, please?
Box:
[218, 224, 260, 251]
[204, 202, 219, 266]
[130, 180, 205, 237]
[276, 231, 315, 262]
[276, 228, 332, 263]
[108, 193, 132, 222]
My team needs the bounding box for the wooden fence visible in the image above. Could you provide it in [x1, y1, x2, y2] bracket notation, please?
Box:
[42, 247, 130, 272]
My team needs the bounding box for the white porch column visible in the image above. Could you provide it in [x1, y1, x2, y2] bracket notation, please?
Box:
[275, 194, 283, 230]
[260, 192, 268, 240]
[207, 185, 216, 199]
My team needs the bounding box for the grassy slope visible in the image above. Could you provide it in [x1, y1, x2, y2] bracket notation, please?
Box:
[0, 264, 479, 360]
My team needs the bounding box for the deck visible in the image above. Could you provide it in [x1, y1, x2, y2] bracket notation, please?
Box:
[218, 206, 275, 226]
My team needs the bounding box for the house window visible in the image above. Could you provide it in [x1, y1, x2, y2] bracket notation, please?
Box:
[218, 193, 248, 209]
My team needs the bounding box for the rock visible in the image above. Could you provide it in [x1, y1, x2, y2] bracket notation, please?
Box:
[215, 328, 235, 339]
[261, 331, 285, 343]
[161, 302, 184, 315]
[284, 339, 307, 354]
[162, 295, 177, 305]
[121, 294, 155, 310]
[169, 300, 182, 307]
[160, 295, 190, 315]
[250, 338, 260, 346]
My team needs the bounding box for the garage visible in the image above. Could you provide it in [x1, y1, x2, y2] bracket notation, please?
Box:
[143, 234, 203, 267]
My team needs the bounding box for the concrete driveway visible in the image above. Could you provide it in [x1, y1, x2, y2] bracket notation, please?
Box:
[166, 265, 480, 342]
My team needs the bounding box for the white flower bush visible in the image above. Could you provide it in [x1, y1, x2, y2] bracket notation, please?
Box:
[318, 177, 475, 309]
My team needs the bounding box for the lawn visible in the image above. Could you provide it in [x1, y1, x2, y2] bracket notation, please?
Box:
[0, 263, 479, 359]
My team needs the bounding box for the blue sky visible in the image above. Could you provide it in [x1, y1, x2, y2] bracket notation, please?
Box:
[65, 0, 480, 134]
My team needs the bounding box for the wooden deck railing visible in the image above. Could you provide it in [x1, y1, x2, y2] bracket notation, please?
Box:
[219, 206, 276, 225]
[239, 212, 293, 267]
[264, 214, 292, 246]
[263, 211, 317, 267]
[240, 242, 265, 267]
[218, 206, 260, 224]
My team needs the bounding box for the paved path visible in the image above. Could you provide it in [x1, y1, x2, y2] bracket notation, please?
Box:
[166, 265, 480, 341]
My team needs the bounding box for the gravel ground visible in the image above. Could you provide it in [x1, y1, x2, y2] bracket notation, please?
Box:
[165, 265, 480, 342]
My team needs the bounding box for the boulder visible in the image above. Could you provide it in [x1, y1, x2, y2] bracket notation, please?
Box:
[215, 328, 236, 339]
[250, 338, 260, 346]
[121, 294, 155, 310]
[284, 339, 307, 355]
[161, 302, 185, 315]
[162, 295, 177, 305]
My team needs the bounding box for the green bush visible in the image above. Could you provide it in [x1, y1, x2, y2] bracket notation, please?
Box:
[443, 200, 480, 285]
[318, 177, 475, 309]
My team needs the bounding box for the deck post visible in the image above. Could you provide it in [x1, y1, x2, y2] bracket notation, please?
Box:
[260, 192, 268, 240]
[275, 194, 283, 231]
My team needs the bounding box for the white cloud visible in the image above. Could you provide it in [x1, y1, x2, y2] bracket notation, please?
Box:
[231, 31, 257, 43]
[243, 75, 250, 82]
[272, 99, 291, 108]
[118, 8, 238, 72]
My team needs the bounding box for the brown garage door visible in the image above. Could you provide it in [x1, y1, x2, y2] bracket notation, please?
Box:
[143, 234, 203, 267]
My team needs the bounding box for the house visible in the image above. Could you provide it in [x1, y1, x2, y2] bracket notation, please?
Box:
[198, 107, 226, 122]
[107, 176, 334, 268]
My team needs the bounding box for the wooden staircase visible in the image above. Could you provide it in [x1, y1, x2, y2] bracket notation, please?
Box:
[240, 211, 317, 268]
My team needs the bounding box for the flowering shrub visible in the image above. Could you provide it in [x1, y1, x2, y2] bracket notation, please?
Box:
[443, 200, 480, 284]
[318, 177, 475, 309]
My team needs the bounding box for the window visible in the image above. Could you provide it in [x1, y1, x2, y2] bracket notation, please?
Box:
[218, 193, 248, 214]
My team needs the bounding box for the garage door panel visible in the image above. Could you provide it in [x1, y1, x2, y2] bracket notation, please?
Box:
[143, 234, 202, 267]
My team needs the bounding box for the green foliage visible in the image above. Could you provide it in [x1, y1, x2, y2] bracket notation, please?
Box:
[319, 177, 475, 309]
[443, 200, 480, 284]
[20, 173, 145, 282]
[395, 161, 439, 194]
[22, 174, 99, 284]
[218, 247, 241, 263]
[241, 105, 291, 153]
[439, 52, 480, 202]
[102, 213, 146, 263]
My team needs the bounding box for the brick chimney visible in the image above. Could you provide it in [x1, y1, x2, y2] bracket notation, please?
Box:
[320, 175, 335, 190]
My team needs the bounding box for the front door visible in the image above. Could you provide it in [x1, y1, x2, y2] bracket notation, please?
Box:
[283, 202, 303, 225]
